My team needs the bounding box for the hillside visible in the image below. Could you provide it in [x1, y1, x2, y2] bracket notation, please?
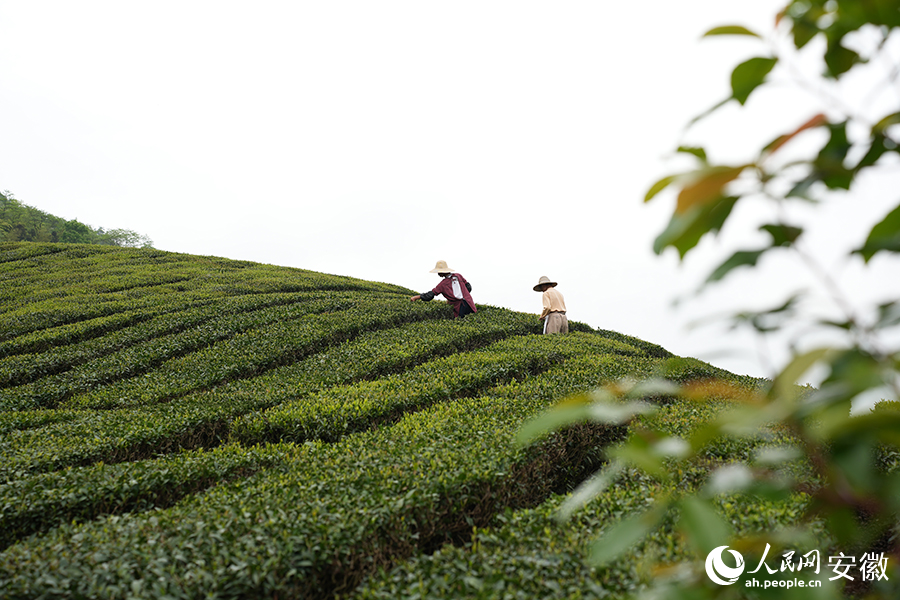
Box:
[0, 193, 153, 247]
[0, 242, 790, 599]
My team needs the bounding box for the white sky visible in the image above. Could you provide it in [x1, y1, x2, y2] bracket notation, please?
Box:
[2, 1, 897, 383]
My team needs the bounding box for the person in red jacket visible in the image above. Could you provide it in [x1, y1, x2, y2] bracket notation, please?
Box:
[410, 260, 477, 318]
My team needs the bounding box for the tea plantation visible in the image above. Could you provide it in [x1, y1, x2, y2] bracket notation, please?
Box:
[0, 242, 793, 599]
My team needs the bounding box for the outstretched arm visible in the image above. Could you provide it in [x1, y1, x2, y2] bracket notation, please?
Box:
[540, 292, 551, 320]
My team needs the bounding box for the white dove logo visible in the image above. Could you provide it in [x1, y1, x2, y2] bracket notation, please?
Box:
[705, 545, 745, 585]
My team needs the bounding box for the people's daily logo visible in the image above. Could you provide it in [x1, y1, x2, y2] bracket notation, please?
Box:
[703, 543, 889, 589]
[705, 546, 745, 585]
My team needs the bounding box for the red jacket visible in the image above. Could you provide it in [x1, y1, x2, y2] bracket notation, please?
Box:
[423, 273, 476, 317]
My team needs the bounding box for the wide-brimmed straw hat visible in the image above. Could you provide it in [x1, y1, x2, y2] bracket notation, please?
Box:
[533, 275, 558, 292]
[429, 260, 455, 273]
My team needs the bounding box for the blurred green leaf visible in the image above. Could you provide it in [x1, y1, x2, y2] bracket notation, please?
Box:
[761, 223, 803, 246]
[705, 463, 755, 495]
[874, 301, 900, 329]
[676, 146, 708, 163]
[588, 399, 657, 424]
[676, 165, 748, 214]
[753, 445, 803, 466]
[703, 25, 761, 38]
[824, 348, 886, 392]
[730, 293, 804, 334]
[516, 391, 651, 446]
[824, 40, 861, 78]
[786, 175, 819, 200]
[831, 437, 879, 491]
[557, 460, 625, 521]
[873, 111, 900, 133]
[855, 201, 900, 262]
[826, 506, 861, 546]
[652, 436, 691, 459]
[645, 173, 681, 202]
[515, 402, 594, 446]
[814, 121, 854, 189]
[626, 377, 682, 398]
[685, 96, 732, 129]
[706, 249, 766, 284]
[611, 436, 668, 479]
[677, 496, 733, 556]
[731, 56, 777, 105]
[773, 348, 832, 403]
[855, 131, 892, 170]
[588, 501, 669, 566]
[819, 317, 855, 331]
[653, 196, 739, 258]
[790, 13, 820, 50]
[762, 113, 828, 155]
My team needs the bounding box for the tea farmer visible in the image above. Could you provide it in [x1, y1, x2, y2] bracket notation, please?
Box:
[410, 260, 477, 318]
[534, 275, 567, 334]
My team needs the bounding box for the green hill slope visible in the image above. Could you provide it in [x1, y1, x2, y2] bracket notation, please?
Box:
[0, 242, 779, 599]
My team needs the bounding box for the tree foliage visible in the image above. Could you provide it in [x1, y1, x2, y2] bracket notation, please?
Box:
[0, 191, 153, 248]
[523, 1, 900, 597]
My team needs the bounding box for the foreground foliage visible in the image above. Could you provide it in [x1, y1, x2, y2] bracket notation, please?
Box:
[527, 1, 900, 598]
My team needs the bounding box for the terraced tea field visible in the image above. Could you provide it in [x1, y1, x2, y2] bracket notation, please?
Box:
[1, 242, 781, 599]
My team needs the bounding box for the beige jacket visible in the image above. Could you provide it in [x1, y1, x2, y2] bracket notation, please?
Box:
[540, 287, 566, 319]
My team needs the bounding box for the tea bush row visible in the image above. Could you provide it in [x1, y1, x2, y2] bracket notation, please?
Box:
[0, 244, 410, 302]
[0, 407, 83, 435]
[0, 309, 538, 477]
[348, 385, 810, 600]
[0, 291, 358, 385]
[593, 328, 673, 359]
[0, 339, 658, 599]
[0, 309, 165, 359]
[0, 443, 292, 550]
[0, 297, 360, 410]
[1, 305, 519, 477]
[0, 309, 525, 438]
[351, 469, 814, 600]
[0, 393, 290, 480]
[205, 307, 540, 414]
[57, 299, 444, 410]
[0, 244, 413, 340]
[232, 333, 642, 446]
[352, 476, 677, 600]
[0, 242, 65, 264]
[0, 315, 548, 547]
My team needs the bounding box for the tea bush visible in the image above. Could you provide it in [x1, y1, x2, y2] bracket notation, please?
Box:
[1, 298, 355, 410]
[0, 292, 341, 387]
[0, 308, 535, 477]
[3, 242, 764, 600]
[0, 443, 291, 550]
[0, 336, 656, 599]
[230, 335, 572, 445]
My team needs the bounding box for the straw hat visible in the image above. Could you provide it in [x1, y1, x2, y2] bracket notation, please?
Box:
[533, 275, 558, 292]
[429, 260, 456, 273]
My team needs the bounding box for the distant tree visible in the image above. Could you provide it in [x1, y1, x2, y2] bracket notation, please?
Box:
[98, 227, 154, 248]
[522, 1, 900, 598]
[0, 191, 153, 248]
[59, 219, 92, 244]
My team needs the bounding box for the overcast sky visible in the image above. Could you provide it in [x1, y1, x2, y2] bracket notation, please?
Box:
[2, 1, 897, 383]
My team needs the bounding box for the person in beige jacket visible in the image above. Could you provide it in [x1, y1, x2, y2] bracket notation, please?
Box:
[533, 275, 568, 334]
